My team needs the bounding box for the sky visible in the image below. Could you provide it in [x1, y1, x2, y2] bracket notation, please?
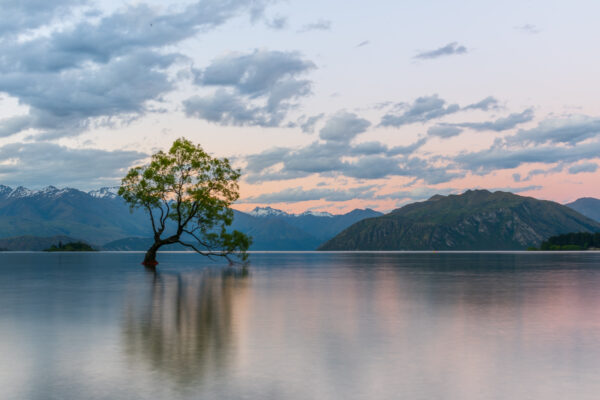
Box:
[0, 0, 599, 213]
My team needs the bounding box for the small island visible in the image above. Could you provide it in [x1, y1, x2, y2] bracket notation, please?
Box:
[45, 241, 96, 252]
[535, 232, 600, 251]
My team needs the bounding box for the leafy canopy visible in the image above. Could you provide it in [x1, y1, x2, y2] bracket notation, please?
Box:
[118, 138, 251, 262]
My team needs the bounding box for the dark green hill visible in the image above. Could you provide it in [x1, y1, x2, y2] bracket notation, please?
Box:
[566, 197, 600, 222]
[45, 241, 96, 252]
[319, 190, 600, 251]
[538, 232, 600, 250]
[0, 235, 83, 251]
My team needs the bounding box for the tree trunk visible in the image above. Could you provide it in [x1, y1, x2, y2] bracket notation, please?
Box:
[142, 241, 162, 266]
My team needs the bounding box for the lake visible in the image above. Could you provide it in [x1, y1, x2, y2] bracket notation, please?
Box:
[1, 252, 599, 399]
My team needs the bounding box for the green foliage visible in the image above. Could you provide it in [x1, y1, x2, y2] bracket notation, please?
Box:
[45, 241, 96, 252]
[540, 232, 600, 251]
[118, 138, 251, 263]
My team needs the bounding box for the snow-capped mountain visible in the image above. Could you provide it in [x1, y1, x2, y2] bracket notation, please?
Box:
[0, 185, 82, 199]
[0, 184, 152, 244]
[0, 185, 121, 201]
[7, 186, 36, 198]
[249, 206, 334, 218]
[88, 187, 120, 199]
[299, 211, 334, 217]
[0, 183, 384, 250]
[249, 206, 291, 217]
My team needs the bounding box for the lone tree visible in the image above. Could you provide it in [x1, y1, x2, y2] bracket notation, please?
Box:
[119, 138, 251, 266]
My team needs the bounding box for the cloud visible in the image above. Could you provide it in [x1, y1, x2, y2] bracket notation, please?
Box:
[386, 138, 428, 155]
[380, 95, 507, 128]
[377, 187, 458, 201]
[0, 51, 178, 139]
[243, 135, 454, 184]
[240, 185, 377, 203]
[297, 114, 324, 133]
[319, 112, 371, 142]
[487, 185, 542, 193]
[298, 19, 332, 32]
[356, 40, 370, 48]
[265, 15, 288, 30]
[518, 164, 565, 182]
[509, 116, 600, 145]
[456, 140, 600, 174]
[0, 0, 86, 37]
[568, 162, 598, 174]
[342, 156, 404, 179]
[185, 49, 315, 127]
[427, 124, 463, 138]
[0, 142, 146, 189]
[515, 24, 540, 34]
[349, 142, 389, 156]
[281, 141, 348, 174]
[463, 96, 499, 111]
[244, 147, 290, 173]
[0, 0, 273, 139]
[456, 109, 534, 132]
[414, 42, 468, 60]
[380, 95, 460, 127]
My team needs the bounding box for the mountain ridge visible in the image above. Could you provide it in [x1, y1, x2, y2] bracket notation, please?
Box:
[566, 197, 600, 222]
[0, 184, 380, 250]
[320, 190, 600, 251]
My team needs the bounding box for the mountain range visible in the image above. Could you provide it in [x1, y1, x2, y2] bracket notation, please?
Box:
[0, 185, 381, 251]
[0, 185, 597, 251]
[320, 190, 600, 251]
[566, 198, 600, 223]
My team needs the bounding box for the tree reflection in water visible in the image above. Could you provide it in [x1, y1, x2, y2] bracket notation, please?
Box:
[122, 266, 250, 386]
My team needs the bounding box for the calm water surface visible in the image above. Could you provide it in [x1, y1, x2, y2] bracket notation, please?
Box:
[1, 252, 599, 400]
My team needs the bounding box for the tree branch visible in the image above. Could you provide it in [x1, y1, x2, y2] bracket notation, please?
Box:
[177, 240, 233, 264]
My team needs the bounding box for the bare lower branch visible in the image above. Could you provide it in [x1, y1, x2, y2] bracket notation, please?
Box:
[177, 240, 234, 264]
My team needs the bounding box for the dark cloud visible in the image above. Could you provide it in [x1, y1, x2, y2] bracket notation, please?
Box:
[265, 15, 288, 30]
[319, 112, 371, 142]
[0, 0, 272, 139]
[241, 185, 377, 203]
[243, 134, 454, 184]
[298, 19, 332, 32]
[414, 42, 468, 60]
[342, 156, 404, 179]
[185, 50, 315, 127]
[456, 109, 534, 132]
[184, 89, 277, 127]
[376, 187, 457, 201]
[427, 124, 463, 138]
[509, 117, 600, 145]
[380, 95, 503, 128]
[487, 185, 542, 193]
[463, 96, 499, 111]
[197, 49, 314, 97]
[518, 164, 565, 182]
[244, 147, 290, 173]
[0, 142, 146, 189]
[380, 95, 460, 127]
[456, 141, 600, 174]
[0, 0, 86, 37]
[386, 138, 428, 156]
[297, 114, 325, 133]
[349, 142, 389, 156]
[282, 141, 347, 174]
[568, 162, 598, 174]
[0, 51, 177, 139]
